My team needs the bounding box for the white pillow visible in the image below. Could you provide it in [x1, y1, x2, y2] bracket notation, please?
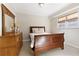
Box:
[38, 28, 44, 33]
[32, 28, 38, 33]
[32, 28, 44, 33]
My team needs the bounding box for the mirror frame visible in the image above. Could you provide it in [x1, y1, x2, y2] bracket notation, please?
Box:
[1, 4, 15, 35]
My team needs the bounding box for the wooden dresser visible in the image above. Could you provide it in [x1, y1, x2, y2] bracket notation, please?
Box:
[0, 32, 23, 56]
[34, 33, 64, 55]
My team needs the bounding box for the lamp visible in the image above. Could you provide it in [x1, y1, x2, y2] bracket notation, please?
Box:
[38, 3, 44, 7]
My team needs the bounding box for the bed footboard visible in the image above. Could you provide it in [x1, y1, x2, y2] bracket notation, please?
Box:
[33, 33, 64, 56]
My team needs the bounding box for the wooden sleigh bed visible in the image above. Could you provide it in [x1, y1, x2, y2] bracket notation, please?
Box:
[29, 26, 64, 56]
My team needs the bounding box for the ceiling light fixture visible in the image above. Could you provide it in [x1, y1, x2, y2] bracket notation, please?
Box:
[38, 3, 44, 7]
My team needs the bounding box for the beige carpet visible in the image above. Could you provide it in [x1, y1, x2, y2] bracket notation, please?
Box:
[19, 41, 79, 56]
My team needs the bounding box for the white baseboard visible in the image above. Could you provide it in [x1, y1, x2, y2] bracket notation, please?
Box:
[65, 41, 79, 49]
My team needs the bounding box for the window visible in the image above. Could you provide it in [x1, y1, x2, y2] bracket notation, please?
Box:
[58, 12, 78, 22]
[58, 12, 79, 29]
[58, 16, 66, 23]
[67, 12, 78, 21]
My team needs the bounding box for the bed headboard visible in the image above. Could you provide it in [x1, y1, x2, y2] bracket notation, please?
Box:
[30, 26, 45, 33]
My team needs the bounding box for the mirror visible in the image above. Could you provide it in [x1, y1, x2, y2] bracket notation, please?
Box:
[0, 12, 2, 36]
[5, 14, 14, 32]
[1, 4, 15, 35]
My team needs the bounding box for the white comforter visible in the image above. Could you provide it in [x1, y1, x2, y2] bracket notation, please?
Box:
[30, 32, 50, 48]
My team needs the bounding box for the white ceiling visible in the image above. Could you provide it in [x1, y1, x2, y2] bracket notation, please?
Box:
[6, 3, 70, 16]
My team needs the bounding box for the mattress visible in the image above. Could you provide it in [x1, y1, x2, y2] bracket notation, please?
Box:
[30, 32, 50, 48]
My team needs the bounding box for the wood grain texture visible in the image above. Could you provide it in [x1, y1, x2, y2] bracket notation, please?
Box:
[0, 32, 23, 56]
[34, 33, 64, 56]
[1, 4, 15, 35]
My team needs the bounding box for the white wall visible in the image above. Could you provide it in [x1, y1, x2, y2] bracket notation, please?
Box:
[16, 13, 51, 41]
[50, 13, 79, 48]
[50, 17, 59, 33]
